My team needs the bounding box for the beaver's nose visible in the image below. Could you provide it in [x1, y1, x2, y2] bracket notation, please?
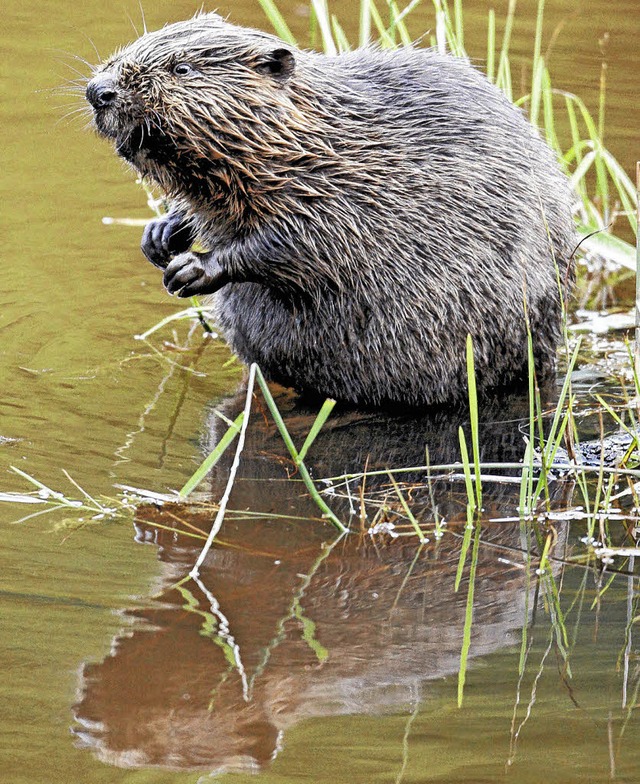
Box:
[86, 75, 117, 109]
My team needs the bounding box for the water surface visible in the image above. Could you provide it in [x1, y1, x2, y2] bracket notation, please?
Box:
[1, 1, 639, 782]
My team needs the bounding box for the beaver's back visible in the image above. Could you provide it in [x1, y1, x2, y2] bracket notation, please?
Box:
[211, 47, 573, 407]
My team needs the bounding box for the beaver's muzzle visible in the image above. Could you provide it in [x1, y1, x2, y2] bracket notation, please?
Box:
[86, 74, 117, 110]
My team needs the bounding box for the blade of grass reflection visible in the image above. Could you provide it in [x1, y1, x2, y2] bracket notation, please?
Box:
[177, 574, 249, 700]
[508, 633, 554, 766]
[391, 544, 426, 614]
[621, 555, 636, 708]
[248, 533, 347, 697]
[395, 696, 420, 784]
[517, 519, 535, 677]
[457, 512, 481, 707]
[293, 599, 329, 664]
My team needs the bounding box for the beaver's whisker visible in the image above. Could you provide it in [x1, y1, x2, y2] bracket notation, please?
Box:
[53, 49, 94, 70]
[57, 79, 88, 89]
[41, 83, 85, 99]
[55, 103, 89, 114]
[147, 109, 164, 133]
[126, 10, 141, 39]
[86, 37, 102, 63]
[56, 106, 93, 127]
[138, 0, 148, 35]
[144, 118, 150, 138]
[59, 62, 90, 81]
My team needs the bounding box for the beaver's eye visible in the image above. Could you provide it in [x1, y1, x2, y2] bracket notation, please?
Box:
[173, 62, 194, 76]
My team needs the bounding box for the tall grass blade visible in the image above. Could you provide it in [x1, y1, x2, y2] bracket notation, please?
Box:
[256, 0, 297, 44]
[387, 0, 399, 46]
[529, 58, 545, 129]
[636, 162, 640, 386]
[564, 97, 589, 202]
[458, 427, 476, 514]
[390, 0, 422, 30]
[496, 0, 516, 94]
[529, 0, 545, 127]
[368, 1, 396, 48]
[311, 0, 338, 55]
[518, 440, 534, 516]
[179, 413, 244, 499]
[602, 151, 638, 234]
[331, 16, 351, 52]
[254, 366, 347, 532]
[486, 8, 495, 82]
[530, 338, 581, 507]
[388, 472, 428, 542]
[387, 0, 415, 48]
[359, 0, 371, 46]
[466, 334, 482, 510]
[519, 329, 537, 515]
[598, 59, 607, 149]
[541, 67, 561, 152]
[453, 0, 464, 49]
[569, 151, 596, 191]
[298, 398, 337, 462]
[432, 0, 467, 58]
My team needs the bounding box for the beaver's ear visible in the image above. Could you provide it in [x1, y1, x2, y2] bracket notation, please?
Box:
[255, 48, 295, 82]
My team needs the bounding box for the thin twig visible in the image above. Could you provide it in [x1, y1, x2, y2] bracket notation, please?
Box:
[189, 363, 256, 578]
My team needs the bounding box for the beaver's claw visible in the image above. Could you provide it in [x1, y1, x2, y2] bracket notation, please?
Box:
[163, 251, 231, 297]
[141, 211, 194, 269]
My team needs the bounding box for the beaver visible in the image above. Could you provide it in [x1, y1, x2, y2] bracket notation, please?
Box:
[85, 12, 574, 408]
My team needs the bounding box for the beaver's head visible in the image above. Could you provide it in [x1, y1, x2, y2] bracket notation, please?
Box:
[86, 13, 303, 206]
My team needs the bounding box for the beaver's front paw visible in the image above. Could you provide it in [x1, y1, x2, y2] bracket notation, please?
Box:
[141, 211, 194, 270]
[163, 251, 231, 297]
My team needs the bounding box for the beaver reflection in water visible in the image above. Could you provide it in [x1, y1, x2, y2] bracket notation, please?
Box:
[85, 13, 574, 408]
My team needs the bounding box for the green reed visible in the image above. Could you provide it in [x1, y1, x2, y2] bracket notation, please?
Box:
[388, 472, 429, 542]
[178, 363, 347, 534]
[454, 336, 482, 705]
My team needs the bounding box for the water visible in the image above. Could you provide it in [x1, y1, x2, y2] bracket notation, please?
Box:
[2, 1, 640, 782]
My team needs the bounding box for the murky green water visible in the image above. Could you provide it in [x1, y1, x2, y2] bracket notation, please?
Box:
[2, 1, 640, 782]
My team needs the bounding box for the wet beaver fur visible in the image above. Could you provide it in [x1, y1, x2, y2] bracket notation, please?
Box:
[85, 12, 574, 408]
